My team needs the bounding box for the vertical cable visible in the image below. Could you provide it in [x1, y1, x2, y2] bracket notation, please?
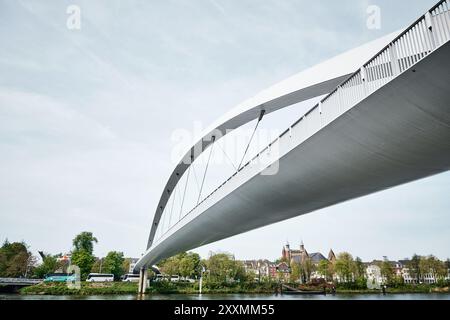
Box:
[197, 136, 216, 205]
[179, 162, 191, 220]
[237, 109, 265, 171]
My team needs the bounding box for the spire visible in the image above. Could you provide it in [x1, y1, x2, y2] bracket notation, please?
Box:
[328, 249, 336, 262]
[300, 239, 305, 251]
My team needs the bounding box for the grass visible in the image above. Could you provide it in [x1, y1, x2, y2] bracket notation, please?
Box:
[20, 282, 139, 295]
[147, 281, 278, 294]
[20, 281, 450, 295]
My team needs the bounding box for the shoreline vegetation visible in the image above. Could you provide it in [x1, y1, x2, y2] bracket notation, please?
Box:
[19, 282, 450, 296]
[3, 233, 450, 297]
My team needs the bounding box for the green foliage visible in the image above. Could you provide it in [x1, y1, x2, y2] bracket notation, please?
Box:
[335, 252, 355, 282]
[205, 252, 246, 283]
[317, 260, 331, 280]
[0, 240, 34, 277]
[290, 262, 301, 282]
[102, 251, 125, 280]
[21, 281, 138, 295]
[335, 277, 367, 290]
[388, 275, 405, 288]
[420, 255, 447, 280]
[290, 258, 315, 283]
[71, 249, 95, 280]
[146, 280, 278, 294]
[179, 252, 201, 278]
[354, 257, 365, 279]
[407, 254, 421, 282]
[71, 232, 98, 280]
[72, 232, 98, 255]
[33, 255, 62, 278]
[379, 260, 395, 284]
[122, 258, 131, 275]
[158, 252, 202, 279]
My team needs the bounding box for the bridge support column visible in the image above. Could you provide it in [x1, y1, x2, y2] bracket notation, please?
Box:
[138, 267, 147, 294]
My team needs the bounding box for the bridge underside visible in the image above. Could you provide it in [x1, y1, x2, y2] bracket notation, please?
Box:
[137, 40, 450, 269]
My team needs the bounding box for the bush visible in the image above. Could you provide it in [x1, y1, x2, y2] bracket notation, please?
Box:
[335, 278, 367, 290]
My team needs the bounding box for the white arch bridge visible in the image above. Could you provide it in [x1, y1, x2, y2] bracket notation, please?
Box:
[134, 0, 450, 287]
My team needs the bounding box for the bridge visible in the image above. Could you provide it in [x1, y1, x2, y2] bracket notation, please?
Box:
[0, 278, 42, 290]
[135, 0, 450, 292]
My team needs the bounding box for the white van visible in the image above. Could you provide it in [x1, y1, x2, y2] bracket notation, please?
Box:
[170, 275, 180, 282]
[86, 273, 114, 282]
[155, 274, 169, 282]
[122, 273, 140, 282]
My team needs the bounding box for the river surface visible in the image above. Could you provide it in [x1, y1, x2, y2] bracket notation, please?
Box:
[1, 293, 450, 300]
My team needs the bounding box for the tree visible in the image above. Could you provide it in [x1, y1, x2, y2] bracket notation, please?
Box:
[71, 250, 96, 280]
[299, 258, 313, 283]
[420, 255, 447, 282]
[71, 232, 98, 280]
[33, 254, 61, 278]
[334, 252, 355, 282]
[408, 254, 421, 283]
[0, 240, 34, 278]
[379, 261, 394, 284]
[290, 262, 301, 282]
[354, 257, 365, 280]
[122, 259, 131, 275]
[179, 252, 201, 278]
[317, 260, 331, 281]
[91, 258, 103, 273]
[157, 252, 202, 280]
[158, 254, 182, 276]
[205, 252, 244, 283]
[72, 232, 98, 254]
[102, 251, 125, 280]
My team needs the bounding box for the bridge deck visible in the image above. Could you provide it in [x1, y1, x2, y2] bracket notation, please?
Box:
[135, 0, 450, 271]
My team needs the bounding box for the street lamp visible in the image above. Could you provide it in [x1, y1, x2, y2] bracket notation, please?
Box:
[199, 266, 206, 295]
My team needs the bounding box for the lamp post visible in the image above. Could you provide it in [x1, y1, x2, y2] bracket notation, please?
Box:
[199, 266, 206, 295]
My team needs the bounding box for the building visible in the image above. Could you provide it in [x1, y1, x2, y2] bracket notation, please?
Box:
[242, 259, 276, 280]
[282, 241, 329, 267]
[241, 259, 288, 281]
[275, 262, 291, 282]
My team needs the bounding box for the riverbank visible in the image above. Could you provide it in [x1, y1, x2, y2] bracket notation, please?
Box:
[20, 281, 450, 296]
[20, 282, 139, 295]
[20, 281, 278, 295]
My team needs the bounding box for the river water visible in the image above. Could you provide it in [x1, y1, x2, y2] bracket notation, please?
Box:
[1, 293, 450, 300]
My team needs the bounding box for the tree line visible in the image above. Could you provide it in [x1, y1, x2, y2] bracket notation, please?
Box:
[0, 232, 128, 281]
[157, 251, 250, 283]
[288, 251, 450, 288]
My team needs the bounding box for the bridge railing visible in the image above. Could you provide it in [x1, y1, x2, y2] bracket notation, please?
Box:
[0, 277, 43, 284]
[153, 0, 450, 245]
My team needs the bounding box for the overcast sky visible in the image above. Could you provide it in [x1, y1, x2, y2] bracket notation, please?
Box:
[1, 0, 448, 263]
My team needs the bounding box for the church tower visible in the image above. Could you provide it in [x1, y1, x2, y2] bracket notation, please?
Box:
[282, 242, 291, 262]
[328, 249, 336, 263]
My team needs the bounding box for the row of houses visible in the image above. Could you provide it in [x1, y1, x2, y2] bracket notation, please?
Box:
[241, 242, 450, 284]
